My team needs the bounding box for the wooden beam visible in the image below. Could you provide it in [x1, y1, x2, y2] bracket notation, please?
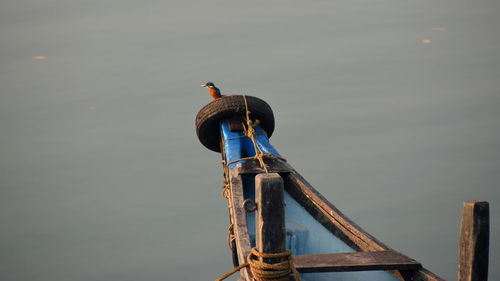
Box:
[293, 250, 422, 273]
[400, 268, 446, 281]
[255, 173, 286, 263]
[234, 158, 292, 175]
[228, 173, 254, 281]
[458, 200, 489, 281]
[227, 116, 245, 132]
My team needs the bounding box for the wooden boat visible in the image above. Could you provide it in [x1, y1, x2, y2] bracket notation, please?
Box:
[195, 95, 485, 281]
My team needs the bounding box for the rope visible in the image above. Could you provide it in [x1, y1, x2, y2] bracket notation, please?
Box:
[226, 153, 287, 166]
[226, 223, 235, 250]
[223, 95, 287, 169]
[248, 248, 301, 281]
[215, 248, 301, 281]
[215, 262, 249, 281]
[225, 134, 266, 141]
[242, 95, 268, 174]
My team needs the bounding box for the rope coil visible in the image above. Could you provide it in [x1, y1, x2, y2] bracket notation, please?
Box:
[215, 248, 301, 281]
[248, 248, 301, 281]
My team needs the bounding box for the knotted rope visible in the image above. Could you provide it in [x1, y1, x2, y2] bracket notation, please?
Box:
[248, 248, 301, 281]
[242, 95, 269, 174]
[216, 248, 301, 281]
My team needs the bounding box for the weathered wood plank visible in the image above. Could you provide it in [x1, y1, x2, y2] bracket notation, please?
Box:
[255, 173, 286, 263]
[227, 116, 245, 132]
[234, 158, 292, 175]
[293, 251, 421, 273]
[458, 200, 489, 281]
[228, 172, 253, 281]
[400, 268, 446, 281]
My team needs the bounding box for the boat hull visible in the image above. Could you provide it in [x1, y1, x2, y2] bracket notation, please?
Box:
[195, 96, 445, 281]
[221, 121, 444, 281]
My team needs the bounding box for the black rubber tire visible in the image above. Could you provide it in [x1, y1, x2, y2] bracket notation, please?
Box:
[195, 95, 275, 152]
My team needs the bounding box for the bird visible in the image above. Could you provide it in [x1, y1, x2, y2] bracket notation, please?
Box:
[201, 82, 222, 100]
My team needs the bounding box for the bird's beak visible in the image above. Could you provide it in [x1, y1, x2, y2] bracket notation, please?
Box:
[201, 84, 207, 88]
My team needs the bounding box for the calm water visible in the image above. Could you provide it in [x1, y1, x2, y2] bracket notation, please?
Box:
[1, 0, 499, 280]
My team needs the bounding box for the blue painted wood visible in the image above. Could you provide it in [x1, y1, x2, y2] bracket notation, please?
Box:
[221, 121, 280, 168]
[222, 122, 399, 281]
[253, 127, 280, 156]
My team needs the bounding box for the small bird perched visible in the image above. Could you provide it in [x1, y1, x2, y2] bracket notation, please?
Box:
[201, 82, 222, 100]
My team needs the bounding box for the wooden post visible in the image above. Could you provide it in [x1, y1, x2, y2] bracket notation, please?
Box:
[255, 173, 286, 263]
[458, 200, 489, 281]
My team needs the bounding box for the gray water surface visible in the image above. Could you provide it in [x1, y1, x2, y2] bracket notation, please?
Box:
[1, 0, 499, 280]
